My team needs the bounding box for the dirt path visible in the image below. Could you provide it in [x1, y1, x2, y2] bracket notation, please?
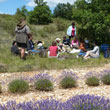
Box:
[0, 63, 110, 104]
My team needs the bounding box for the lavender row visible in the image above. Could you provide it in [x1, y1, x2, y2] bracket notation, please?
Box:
[0, 94, 110, 110]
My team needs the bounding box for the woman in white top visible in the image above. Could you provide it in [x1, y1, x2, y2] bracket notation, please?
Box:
[84, 41, 99, 59]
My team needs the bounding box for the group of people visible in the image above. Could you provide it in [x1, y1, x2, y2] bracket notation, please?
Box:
[11, 19, 100, 60]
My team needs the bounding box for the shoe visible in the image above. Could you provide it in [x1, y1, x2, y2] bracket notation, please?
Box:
[21, 57, 26, 60]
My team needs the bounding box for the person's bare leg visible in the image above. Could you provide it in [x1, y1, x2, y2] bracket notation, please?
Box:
[84, 51, 90, 59]
[21, 48, 25, 59]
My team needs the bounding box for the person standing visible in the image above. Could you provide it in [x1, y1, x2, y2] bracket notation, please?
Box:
[67, 22, 76, 41]
[15, 19, 31, 60]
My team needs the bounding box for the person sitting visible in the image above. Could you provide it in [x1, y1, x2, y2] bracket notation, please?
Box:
[27, 34, 34, 50]
[48, 41, 58, 58]
[62, 36, 70, 46]
[71, 37, 79, 48]
[84, 40, 99, 59]
[37, 41, 44, 50]
[85, 40, 90, 50]
[77, 39, 86, 57]
[27, 35, 40, 54]
[11, 41, 19, 55]
[70, 37, 80, 54]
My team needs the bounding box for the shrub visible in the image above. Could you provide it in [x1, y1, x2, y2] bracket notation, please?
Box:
[1, 95, 110, 110]
[8, 79, 29, 93]
[86, 76, 99, 86]
[60, 76, 76, 89]
[100, 69, 110, 85]
[38, 29, 48, 38]
[43, 25, 57, 33]
[64, 94, 110, 110]
[35, 79, 53, 91]
[102, 74, 110, 85]
[54, 18, 70, 31]
[58, 71, 78, 89]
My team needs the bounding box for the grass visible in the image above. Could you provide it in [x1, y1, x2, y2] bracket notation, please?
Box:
[0, 14, 110, 72]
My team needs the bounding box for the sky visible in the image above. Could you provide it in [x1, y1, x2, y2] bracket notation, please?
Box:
[0, 0, 76, 15]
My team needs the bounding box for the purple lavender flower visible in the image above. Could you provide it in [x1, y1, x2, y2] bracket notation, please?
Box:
[64, 94, 110, 110]
[99, 69, 110, 78]
[28, 73, 55, 84]
[58, 71, 78, 81]
[85, 71, 99, 79]
[1, 95, 110, 110]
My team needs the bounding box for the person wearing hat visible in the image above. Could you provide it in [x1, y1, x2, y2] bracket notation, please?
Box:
[15, 18, 31, 60]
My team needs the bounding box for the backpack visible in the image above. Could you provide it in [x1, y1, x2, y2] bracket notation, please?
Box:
[104, 49, 110, 58]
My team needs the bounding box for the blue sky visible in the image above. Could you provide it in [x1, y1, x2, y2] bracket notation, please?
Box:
[0, 0, 76, 15]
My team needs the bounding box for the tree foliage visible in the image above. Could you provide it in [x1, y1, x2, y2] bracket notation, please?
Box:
[28, 0, 52, 24]
[14, 6, 28, 20]
[72, 0, 110, 44]
[34, 0, 47, 6]
[54, 3, 73, 20]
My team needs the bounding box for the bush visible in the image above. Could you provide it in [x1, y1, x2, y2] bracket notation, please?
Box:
[86, 76, 99, 86]
[54, 18, 70, 31]
[38, 29, 48, 38]
[102, 74, 110, 85]
[43, 25, 57, 33]
[35, 79, 53, 91]
[60, 76, 76, 89]
[65, 94, 110, 110]
[8, 79, 29, 93]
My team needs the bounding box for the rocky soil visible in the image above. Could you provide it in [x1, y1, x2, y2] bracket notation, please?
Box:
[0, 63, 110, 104]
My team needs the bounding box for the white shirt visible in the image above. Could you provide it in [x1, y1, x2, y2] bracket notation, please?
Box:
[89, 46, 99, 56]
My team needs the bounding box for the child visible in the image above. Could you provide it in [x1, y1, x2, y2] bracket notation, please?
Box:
[71, 37, 79, 48]
[27, 34, 34, 50]
[77, 39, 86, 57]
[11, 41, 19, 55]
[48, 41, 58, 58]
[84, 40, 99, 59]
[62, 36, 70, 46]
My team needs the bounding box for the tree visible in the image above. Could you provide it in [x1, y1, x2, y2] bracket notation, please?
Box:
[14, 6, 28, 20]
[34, 0, 47, 6]
[72, 0, 110, 44]
[53, 3, 73, 20]
[28, 0, 52, 24]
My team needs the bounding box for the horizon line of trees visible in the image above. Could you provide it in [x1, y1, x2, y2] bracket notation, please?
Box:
[14, 0, 110, 44]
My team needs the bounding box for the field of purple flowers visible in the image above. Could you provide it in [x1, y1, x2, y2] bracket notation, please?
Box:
[0, 68, 110, 109]
[0, 94, 110, 110]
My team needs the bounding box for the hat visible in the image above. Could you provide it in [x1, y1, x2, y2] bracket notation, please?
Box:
[37, 43, 43, 48]
[85, 40, 89, 44]
[56, 38, 61, 41]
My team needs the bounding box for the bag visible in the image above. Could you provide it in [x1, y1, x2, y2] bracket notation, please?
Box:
[104, 49, 110, 58]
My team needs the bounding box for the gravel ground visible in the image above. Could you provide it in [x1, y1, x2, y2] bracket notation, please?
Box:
[0, 63, 110, 104]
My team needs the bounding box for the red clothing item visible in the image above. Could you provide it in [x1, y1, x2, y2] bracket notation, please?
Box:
[49, 46, 58, 56]
[72, 27, 75, 37]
